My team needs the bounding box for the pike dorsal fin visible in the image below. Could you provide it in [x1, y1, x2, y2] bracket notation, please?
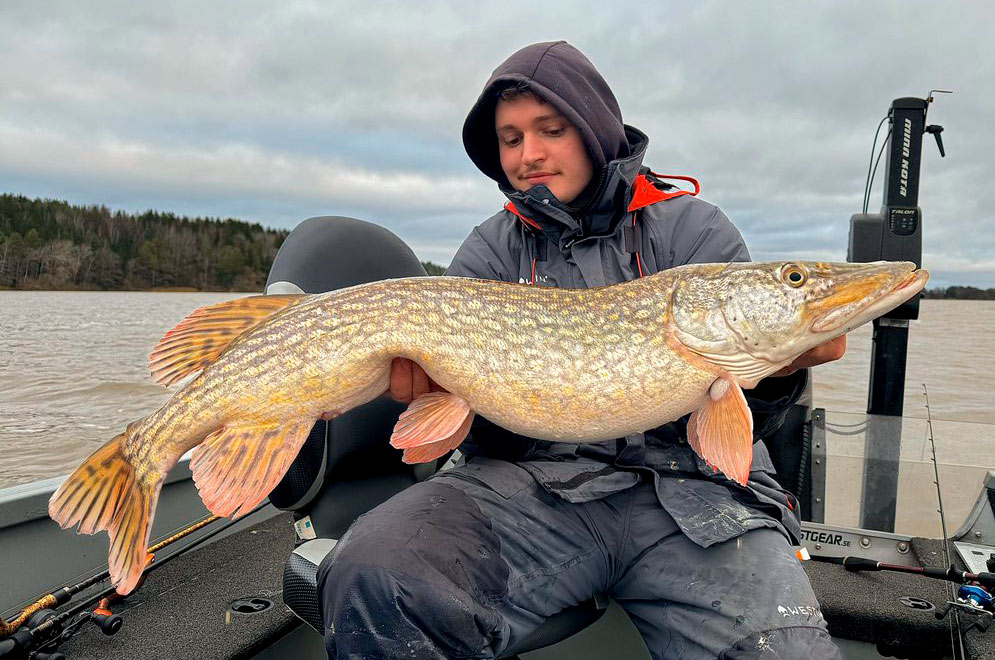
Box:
[149, 294, 304, 386]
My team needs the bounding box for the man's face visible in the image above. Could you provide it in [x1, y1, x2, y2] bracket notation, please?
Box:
[495, 95, 593, 204]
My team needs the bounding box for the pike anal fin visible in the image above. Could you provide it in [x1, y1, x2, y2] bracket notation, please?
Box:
[149, 294, 304, 386]
[687, 376, 754, 486]
[190, 420, 313, 519]
[390, 392, 474, 464]
[48, 433, 162, 596]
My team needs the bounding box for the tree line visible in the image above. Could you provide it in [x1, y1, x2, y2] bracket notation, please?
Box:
[0, 194, 447, 291]
[2, 194, 990, 295]
[0, 194, 290, 291]
[923, 286, 995, 300]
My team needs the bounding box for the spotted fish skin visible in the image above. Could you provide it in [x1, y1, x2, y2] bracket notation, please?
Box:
[48, 260, 928, 595]
[134, 274, 708, 456]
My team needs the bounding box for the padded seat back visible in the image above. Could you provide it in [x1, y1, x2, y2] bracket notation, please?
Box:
[269, 216, 611, 656]
[264, 216, 439, 533]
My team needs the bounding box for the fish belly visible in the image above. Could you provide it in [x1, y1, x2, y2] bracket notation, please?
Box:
[415, 335, 717, 443]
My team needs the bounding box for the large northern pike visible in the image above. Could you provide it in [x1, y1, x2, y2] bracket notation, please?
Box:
[50, 260, 926, 594]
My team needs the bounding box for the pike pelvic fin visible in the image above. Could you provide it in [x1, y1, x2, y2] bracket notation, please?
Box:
[687, 376, 754, 486]
[401, 440, 462, 465]
[390, 392, 474, 463]
[48, 430, 162, 595]
[190, 420, 313, 518]
[149, 294, 304, 386]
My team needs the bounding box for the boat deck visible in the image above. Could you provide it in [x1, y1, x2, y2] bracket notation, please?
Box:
[51, 512, 994, 660]
[60, 513, 299, 660]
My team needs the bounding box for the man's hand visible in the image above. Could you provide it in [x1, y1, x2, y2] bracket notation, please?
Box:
[770, 335, 847, 378]
[387, 358, 447, 403]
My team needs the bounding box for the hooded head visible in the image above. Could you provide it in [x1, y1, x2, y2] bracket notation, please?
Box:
[463, 41, 630, 204]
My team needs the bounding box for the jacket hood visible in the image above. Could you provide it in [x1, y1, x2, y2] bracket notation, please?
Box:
[462, 41, 630, 191]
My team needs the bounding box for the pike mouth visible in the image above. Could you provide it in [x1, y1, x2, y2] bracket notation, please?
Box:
[895, 269, 928, 292]
[810, 264, 929, 334]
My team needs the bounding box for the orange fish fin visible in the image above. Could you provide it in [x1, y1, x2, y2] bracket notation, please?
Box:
[390, 392, 473, 451]
[149, 294, 304, 386]
[190, 420, 313, 519]
[687, 376, 754, 486]
[402, 441, 455, 465]
[48, 432, 162, 595]
[400, 410, 474, 464]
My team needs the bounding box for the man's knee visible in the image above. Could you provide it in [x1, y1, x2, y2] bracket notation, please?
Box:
[316, 481, 510, 658]
[319, 556, 500, 659]
[719, 627, 841, 659]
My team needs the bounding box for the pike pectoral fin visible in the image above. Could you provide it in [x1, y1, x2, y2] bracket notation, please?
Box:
[149, 294, 304, 386]
[191, 420, 312, 518]
[390, 392, 474, 463]
[687, 376, 754, 486]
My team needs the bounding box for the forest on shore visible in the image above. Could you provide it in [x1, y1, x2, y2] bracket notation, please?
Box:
[0, 194, 443, 291]
[0, 193, 989, 297]
[921, 286, 995, 300]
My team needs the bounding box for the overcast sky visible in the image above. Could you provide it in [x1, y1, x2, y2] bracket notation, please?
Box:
[2, 1, 992, 287]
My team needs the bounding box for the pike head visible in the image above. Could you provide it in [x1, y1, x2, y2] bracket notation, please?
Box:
[670, 261, 929, 387]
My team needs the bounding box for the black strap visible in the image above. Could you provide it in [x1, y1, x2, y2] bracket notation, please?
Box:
[623, 212, 642, 254]
[530, 231, 547, 262]
[623, 225, 637, 253]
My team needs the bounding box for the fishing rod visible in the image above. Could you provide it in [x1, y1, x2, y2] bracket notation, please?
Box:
[0, 504, 265, 659]
[809, 554, 995, 592]
[809, 385, 992, 657]
[924, 383, 971, 658]
[0, 514, 219, 637]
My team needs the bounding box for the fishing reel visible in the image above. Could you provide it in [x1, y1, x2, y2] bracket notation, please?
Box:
[935, 583, 994, 633]
[0, 603, 123, 660]
[1, 512, 247, 660]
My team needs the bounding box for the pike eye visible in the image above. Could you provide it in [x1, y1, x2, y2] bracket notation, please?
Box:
[782, 264, 807, 287]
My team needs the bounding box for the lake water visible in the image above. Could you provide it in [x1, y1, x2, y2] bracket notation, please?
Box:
[1, 292, 993, 535]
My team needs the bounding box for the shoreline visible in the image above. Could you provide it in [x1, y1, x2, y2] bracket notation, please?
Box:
[2, 287, 995, 300]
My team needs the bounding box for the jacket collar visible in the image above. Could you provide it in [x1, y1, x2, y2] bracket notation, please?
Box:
[502, 126, 650, 245]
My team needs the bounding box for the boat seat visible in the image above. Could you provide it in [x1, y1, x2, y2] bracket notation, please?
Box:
[266, 216, 608, 658]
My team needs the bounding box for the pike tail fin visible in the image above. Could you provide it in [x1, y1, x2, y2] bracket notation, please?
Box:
[48, 430, 162, 595]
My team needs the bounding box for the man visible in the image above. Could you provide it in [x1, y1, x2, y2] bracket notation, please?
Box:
[318, 41, 844, 659]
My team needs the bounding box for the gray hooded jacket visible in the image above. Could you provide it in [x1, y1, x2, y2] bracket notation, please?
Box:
[447, 41, 804, 547]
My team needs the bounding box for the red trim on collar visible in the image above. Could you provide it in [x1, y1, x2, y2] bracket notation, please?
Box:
[503, 201, 542, 231]
[627, 173, 701, 212]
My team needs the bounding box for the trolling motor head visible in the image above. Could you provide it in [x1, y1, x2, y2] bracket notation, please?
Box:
[847, 90, 950, 321]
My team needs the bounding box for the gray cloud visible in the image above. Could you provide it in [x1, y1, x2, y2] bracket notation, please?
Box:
[1, 0, 992, 286]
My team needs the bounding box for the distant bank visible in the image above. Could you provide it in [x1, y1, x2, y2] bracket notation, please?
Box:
[921, 286, 995, 300]
[0, 193, 445, 291]
[0, 193, 989, 297]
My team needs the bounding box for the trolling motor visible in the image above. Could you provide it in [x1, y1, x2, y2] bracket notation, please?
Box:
[846, 90, 950, 532]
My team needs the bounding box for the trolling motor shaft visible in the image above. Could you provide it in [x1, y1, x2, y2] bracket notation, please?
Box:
[847, 91, 950, 533]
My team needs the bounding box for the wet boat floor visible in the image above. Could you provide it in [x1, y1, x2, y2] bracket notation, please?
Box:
[58, 513, 992, 659]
